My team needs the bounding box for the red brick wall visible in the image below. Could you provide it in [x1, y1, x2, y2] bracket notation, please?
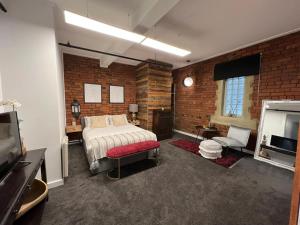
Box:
[173, 32, 300, 149]
[64, 53, 136, 125]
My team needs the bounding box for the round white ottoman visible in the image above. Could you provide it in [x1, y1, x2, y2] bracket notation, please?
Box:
[199, 140, 223, 159]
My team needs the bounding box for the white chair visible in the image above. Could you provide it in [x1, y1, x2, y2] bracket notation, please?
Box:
[212, 125, 251, 152]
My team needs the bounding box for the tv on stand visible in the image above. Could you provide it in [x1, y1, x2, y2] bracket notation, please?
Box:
[0, 111, 23, 183]
[261, 135, 298, 156]
[270, 135, 297, 152]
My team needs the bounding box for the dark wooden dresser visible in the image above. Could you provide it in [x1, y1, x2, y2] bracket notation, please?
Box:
[0, 149, 47, 225]
[152, 109, 173, 141]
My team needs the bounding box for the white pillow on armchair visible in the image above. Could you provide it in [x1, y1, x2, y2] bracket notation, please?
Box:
[212, 137, 244, 147]
[212, 125, 251, 148]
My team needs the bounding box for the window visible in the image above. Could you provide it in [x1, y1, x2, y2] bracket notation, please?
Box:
[223, 76, 245, 117]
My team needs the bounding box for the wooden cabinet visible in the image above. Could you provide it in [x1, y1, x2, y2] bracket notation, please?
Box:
[289, 125, 300, 225]
[65, 125, 82, 133]
[65, 125, 82, 143]
[152, 109, 173, 141]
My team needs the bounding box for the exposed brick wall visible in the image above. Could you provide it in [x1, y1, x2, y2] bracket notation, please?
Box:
[64, 53, 136, 125]
[173, 32, 300, 150]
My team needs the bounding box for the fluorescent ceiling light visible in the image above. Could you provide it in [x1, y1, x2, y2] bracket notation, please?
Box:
[64, 11, 145, 43]
[141, 38, 191, 57]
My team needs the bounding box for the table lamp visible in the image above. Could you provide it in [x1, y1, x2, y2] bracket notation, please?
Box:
[129, 104, 138, 121]
[71, 99, 81, 126]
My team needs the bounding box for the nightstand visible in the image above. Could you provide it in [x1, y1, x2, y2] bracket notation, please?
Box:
[65, 125, 83, 144]
[129, 120, 140, 127]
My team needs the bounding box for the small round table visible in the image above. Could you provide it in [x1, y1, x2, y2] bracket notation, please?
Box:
[194, 125, 219, 143]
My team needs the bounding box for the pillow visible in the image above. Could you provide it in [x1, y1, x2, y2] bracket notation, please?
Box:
[212, 137, 244, 147]
[89, 116, 109, 128]
[111, 114, 128, 126]
[84, 117, 90, 128]
[106, 115, 113, 126]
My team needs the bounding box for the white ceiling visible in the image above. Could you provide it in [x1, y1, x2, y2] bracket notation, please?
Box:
[51, 0, 300, 68]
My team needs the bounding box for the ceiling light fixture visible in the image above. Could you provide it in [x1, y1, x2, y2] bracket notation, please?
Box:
[141, 38, 191, 57]
[64, 11, 145, 43]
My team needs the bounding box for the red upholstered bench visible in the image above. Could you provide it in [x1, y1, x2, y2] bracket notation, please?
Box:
[107, 140, 160, 179]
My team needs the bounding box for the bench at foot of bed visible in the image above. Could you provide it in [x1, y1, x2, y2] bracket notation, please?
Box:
[106, 140, 160, 179]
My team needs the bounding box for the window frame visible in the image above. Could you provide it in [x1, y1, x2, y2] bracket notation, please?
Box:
[222, 76, 246, 118]
[210, 76, 257, 130]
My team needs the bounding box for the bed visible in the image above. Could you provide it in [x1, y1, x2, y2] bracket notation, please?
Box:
[81, 114, 157, 174]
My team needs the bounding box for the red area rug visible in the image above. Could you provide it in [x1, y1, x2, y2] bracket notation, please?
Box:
[169, 139, 247, 168]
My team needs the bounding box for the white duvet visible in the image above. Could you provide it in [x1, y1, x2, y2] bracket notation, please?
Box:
[83, 124, 157, 170]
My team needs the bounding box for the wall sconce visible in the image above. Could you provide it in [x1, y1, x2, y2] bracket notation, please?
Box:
[71, 99, 81, 120]
[183, 76, 193, 87]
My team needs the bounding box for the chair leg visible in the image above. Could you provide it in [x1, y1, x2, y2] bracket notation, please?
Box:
[223, 146, 229, 155]
[195, 128, 201, 143]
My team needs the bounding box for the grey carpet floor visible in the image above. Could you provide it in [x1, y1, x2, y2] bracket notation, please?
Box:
[41, 135, 293, 225]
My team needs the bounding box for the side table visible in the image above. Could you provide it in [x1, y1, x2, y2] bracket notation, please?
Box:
[129, 120, 140, 127]
[65, 125, 83, 144]
[194, 125, 219, 143]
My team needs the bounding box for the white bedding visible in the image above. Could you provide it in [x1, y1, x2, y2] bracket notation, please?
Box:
[83, 124, 157, 171]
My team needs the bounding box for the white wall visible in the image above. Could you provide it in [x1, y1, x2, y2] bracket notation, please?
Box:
[0, 0, 65, 188]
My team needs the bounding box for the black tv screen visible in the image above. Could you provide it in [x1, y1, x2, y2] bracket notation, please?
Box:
[270, 135, 297, 152]
[0, 111, 22, 181]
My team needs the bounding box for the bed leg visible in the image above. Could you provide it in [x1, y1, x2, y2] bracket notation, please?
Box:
[106, 158, 120, 180]
[155, 148, 160, 165]
[118, 158, 121, 179]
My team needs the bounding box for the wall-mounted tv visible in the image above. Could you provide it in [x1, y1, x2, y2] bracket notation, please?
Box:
[0, 111, 22, 181]
[270, 135, 297, 152]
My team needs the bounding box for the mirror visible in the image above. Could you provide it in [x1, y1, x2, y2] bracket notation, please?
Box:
[255, 100, 300, 171]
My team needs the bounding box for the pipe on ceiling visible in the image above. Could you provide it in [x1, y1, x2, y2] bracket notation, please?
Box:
[58, 42, 163, 66]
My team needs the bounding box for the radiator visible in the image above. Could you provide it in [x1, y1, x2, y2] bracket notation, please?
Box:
[62, 136, 68, 178]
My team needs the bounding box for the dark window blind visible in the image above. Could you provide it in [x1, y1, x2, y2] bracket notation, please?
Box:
[214, 53, 261, 81]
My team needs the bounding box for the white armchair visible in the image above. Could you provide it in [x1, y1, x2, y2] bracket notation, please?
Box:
[212, 125, 251, 152]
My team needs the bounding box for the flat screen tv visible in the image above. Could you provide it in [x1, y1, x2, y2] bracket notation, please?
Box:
[270, 135, 297, 153]
[0, 111, 22, 181]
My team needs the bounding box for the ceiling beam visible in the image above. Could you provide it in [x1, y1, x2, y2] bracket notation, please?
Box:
[100, 0, 180, 67]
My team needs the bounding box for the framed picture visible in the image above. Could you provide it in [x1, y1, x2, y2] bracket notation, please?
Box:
[110, 85, 124, 103]
[84, 83, 102, 103]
